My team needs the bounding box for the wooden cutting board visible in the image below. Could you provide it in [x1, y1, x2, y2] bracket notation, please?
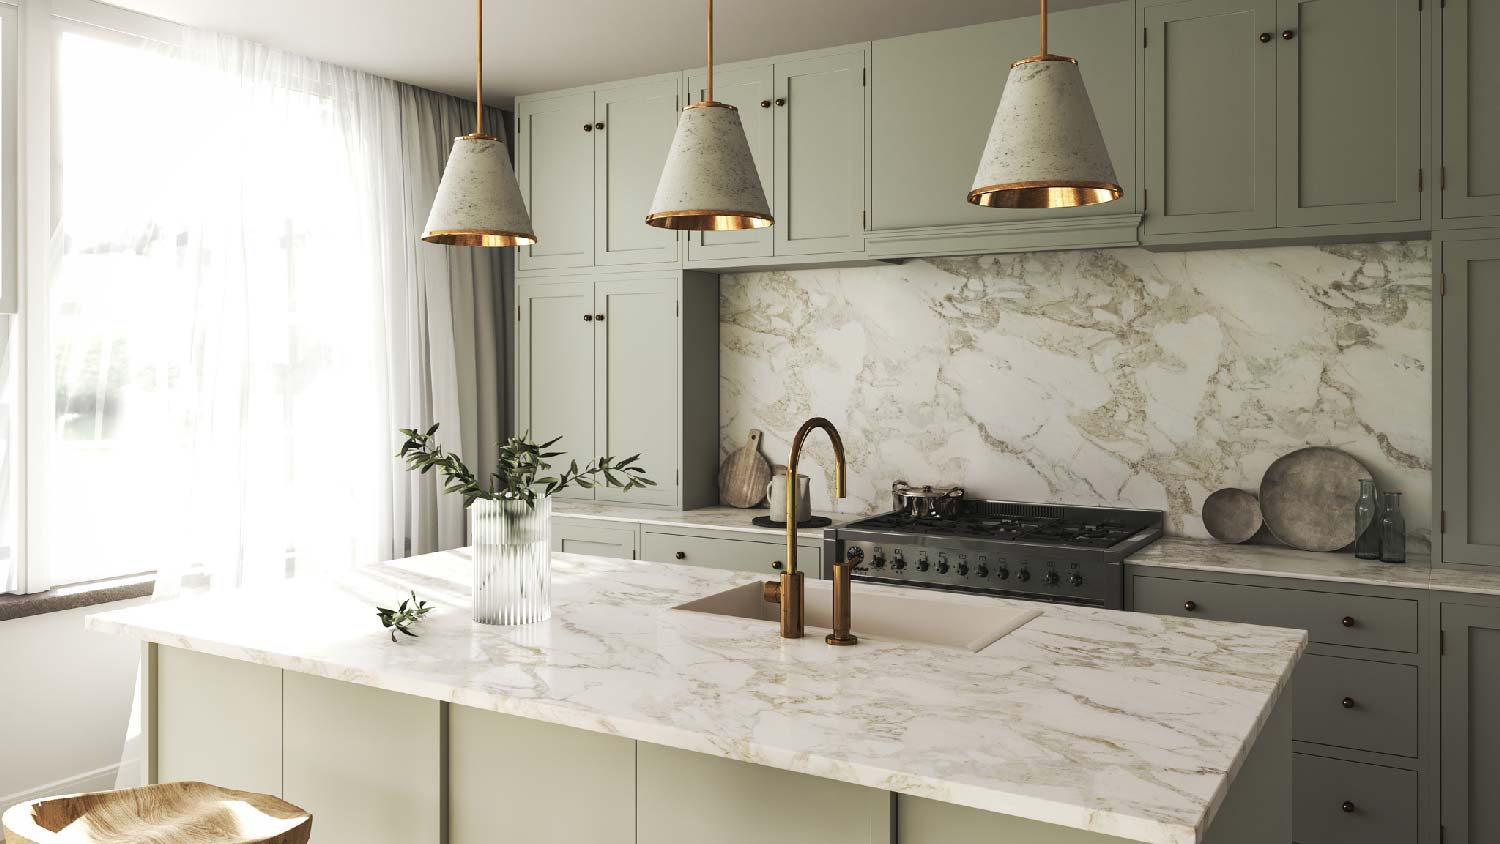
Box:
[720, 429, 773, 509]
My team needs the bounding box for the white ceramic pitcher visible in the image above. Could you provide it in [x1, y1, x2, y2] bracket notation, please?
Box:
[766, 473, 812, 524]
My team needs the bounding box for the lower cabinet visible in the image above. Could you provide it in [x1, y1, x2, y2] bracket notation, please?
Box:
[551, 515, 639, 559]
[1440, 602, 1500, 844]
[642, 526, 822, 579]
[154, 646, 282, 796]
[1292, 753, 1418, 844]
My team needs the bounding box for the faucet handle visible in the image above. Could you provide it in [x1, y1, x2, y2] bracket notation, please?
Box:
[762, 581, 782, 604]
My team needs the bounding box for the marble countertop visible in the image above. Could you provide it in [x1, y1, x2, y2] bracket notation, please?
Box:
[87, 550, 1304, 844]
[551, 500, 848, 539]
[1129, 537, 1500, 597]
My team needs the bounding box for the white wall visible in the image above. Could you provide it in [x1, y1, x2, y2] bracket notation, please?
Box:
[0, 597, 147, 808]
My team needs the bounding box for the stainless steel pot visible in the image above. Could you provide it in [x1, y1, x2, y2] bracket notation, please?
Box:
[891, 481, 966, 520]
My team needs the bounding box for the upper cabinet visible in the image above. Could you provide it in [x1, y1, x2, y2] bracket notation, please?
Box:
[515, 74, 681, 274]
[772, 48, 867, 258]
[684, 63, 775, 263]
[867, 2, 1142, 257]
[1440, 0, 1500, 225]
[1140, 0, 1426, 244]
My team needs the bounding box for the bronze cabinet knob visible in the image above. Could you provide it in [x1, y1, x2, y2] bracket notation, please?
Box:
[774, 97, 786, 107]
[760, 99, 772, 108]
[583, 123, 593, 132]
[1184, 600, 1198, 611]
[674, 551, 685, 560]
[594, 313, 605, 321]
[1342, 615, 1356, 627]
[1259, 32, 1273, 43]
[1341, 696, 1356, 709]
[771, 560, 784, 570]
[595, 122, 605, 130]
[1282, 29, 1296, 39]
[1341, 801, 1355, 813]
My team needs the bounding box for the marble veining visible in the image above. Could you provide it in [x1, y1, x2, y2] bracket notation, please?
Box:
[87, 551, 1304, 844]
[552, 500, 845, 539]
[721, 241, 1432, 554]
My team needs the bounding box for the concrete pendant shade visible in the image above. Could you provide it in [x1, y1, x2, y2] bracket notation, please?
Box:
[968, 57, 1123, 209]
[646, 103, 773, 230]
[422, 135, 537, 247]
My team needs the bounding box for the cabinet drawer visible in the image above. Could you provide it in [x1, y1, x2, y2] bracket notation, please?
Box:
[1292, 655, 1417, 758]
[642, 530, 821, 579]
[551, 518, 638, 560]
[1131, 576, 1418, 653]
[1292, 754, 1417, 844]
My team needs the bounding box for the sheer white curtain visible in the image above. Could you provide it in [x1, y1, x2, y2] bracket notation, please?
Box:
[47, 26, 504, 600]
[48, 25, 511, 785]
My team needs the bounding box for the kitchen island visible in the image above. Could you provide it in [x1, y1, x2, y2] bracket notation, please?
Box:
[86, 550, 1304, 844]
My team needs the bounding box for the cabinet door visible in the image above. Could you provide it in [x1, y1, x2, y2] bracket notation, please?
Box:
[551, 518, 638, 559]
[517, 281, 596, 500]
[1275, 0, 1421, 227]
[594, 76, 681, 267]
[685, 63, 775, 261]
[1440, 603, 1500, 844]
[1441, 237, 1500, 566]
[1442, 0, 1500, 221]
[155, 647, 282, 796]
[870, 3, 1136, 231]
[773, 49, 867, 256]
[1143, 0, 1277, 236]
[516, 90, 595, 271]
[594, 277, 678, 506]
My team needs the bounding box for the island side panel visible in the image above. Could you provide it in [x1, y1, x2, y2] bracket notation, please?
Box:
[281, 672, 444, 844]
[155, 645, 282, 797]
[895, 695, 1292, 844]
[448, 705, 635, 844]
[637, 742, 893, 844]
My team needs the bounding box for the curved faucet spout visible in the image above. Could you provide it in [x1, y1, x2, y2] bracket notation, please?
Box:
[784, 417, 846, 577]
[772, 417, 855, 644]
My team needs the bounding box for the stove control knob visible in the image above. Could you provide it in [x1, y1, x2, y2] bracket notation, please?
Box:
[936, 555, 950, 574]
[892, 551, 906, 571]
[845, 547, 865, 570]
[976, 564, 989, 578]
[870, 552, 886, 569]
[956, 561, 970, 576]
[917, 559, 931, 572]
[1069, 572, 1085, 587]
[1043, 570, 1060, 586]
[995, 566, 1010, 580]
[1015, 569, 1031, 582]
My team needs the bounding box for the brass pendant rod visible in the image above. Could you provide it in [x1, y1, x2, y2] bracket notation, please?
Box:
[475, 0, 484, 134]
[706, 0, 714, 102]
[1040, 0, 1048, 55]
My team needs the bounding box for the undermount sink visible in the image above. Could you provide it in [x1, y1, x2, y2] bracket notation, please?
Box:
[674, 579, 1042, 652]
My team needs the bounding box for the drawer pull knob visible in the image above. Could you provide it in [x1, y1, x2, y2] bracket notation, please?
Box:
[1341, 801, 1356, 813]
[1282, 29, 1296, 40]
[1342, 616, 1356, 627]
[1183, 600, 1198, 611]
[1341, 696, 1356, 709]
[771, 560, 784, 570]
[674, 551, 686, 560]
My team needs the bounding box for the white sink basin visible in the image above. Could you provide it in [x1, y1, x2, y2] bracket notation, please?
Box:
[674, 579, 1041, 652]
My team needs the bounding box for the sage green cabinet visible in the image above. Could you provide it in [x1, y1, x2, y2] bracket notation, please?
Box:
[773, 48, 867, 257]
[516, 272, 719, 509]
[515, 89, 595, 271]
[1439, 603, 1500, 844]
[1439, 234, 1500, 567]
[1141, 0, 1425, 240]
[685, 63, 775, 262]
[594, 75, 681, 267]
[516, 281, 595, 500]
[1440, 0, 1500, 223]
[1142, 0, 1277, 236]
[551, 516, 639, 559]
[869, 3, 1138, 233]
[1275, 0, 1422, 227]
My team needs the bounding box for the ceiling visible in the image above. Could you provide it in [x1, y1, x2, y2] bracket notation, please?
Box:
[103, 0, 1119, 107]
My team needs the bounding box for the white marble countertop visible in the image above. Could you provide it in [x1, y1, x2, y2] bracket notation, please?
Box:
[551, 500, 848, 539]
[1129, 537, 1500, 597]
[88, 550, 1304, 844]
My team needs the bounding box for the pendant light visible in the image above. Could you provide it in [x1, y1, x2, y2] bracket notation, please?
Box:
[422, 0, 536, 246]
[968, 0, 1122, 209]
[645, 0, 773, 231]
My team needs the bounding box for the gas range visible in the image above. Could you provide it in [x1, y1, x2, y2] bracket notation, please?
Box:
[825, 499, 1164, 609]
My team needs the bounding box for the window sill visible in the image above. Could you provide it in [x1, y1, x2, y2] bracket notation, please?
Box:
[0, 573, 155, 622]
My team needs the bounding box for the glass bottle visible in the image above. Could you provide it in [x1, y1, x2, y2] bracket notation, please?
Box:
[1379, 491, 1406, 564]
[1354, 479, 1381, 560]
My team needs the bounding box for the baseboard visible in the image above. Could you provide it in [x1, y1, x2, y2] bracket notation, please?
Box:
[0, 763, 121, 812]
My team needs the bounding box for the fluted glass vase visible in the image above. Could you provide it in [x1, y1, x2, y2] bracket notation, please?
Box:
[470, 496, 552, 625]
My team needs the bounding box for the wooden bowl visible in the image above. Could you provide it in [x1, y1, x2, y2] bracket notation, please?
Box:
[3, 782, 311, 844]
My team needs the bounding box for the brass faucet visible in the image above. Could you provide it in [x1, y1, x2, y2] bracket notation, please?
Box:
[763, 417, 857, 646]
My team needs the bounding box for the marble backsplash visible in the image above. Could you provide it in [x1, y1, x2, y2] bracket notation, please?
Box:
[720, 241, 1432, 552]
